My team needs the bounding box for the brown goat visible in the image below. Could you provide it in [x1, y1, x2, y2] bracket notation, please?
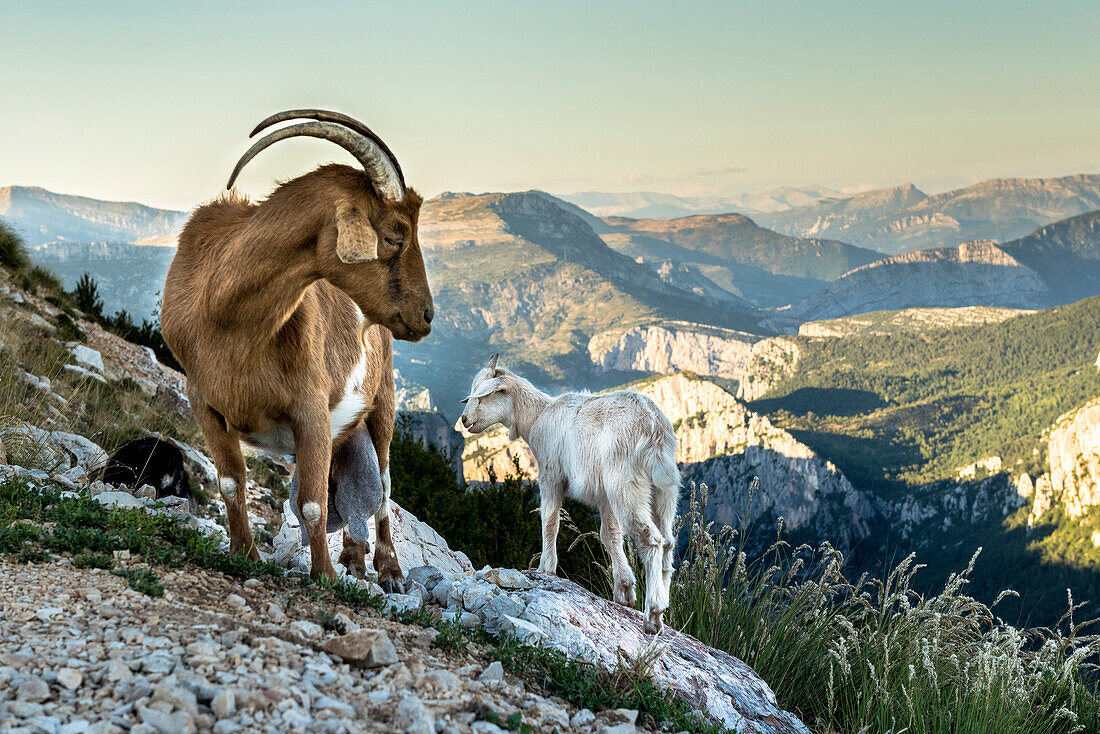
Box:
[161, 110, 433, 587]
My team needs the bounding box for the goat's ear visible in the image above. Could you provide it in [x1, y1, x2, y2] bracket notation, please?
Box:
[461, 377, 504, 403]
[486, 354, 499, 371]
[335, 200, 379, 263]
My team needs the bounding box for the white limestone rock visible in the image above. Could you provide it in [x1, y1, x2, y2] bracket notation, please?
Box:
[273, 499, 473, 580]
[518, 573, 809, 734]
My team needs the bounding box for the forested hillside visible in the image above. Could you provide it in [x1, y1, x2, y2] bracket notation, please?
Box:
[750, 295, 1100, 494]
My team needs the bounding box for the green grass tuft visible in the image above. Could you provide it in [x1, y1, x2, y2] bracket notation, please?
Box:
[112, 566, 164, 596]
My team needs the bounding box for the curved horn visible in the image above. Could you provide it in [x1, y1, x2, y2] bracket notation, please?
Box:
[248, 109, 406, 190]
[226, 120, 405, 200]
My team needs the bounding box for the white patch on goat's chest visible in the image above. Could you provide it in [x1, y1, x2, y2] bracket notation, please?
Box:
[330, 309, 371, 441]
[329, 347, 369, 440]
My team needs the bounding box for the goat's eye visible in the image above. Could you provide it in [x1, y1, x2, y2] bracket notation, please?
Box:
[384, 237, 404, 250]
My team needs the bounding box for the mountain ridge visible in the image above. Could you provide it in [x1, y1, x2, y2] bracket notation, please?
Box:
[0, 185, 187, 246]
[755, 174, 1100, 254]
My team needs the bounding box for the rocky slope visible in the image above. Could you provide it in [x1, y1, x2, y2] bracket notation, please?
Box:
[0, 186, 186, 247]
[757, 174, 1100, 254]
[461, 373, 873, 551]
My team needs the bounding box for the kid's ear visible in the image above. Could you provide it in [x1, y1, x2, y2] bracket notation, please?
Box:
[460, 377, 504, 404]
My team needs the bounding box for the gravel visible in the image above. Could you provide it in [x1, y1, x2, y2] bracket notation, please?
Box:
[0, 559, 617, 733]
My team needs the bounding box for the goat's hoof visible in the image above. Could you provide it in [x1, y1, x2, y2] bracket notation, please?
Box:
[379, 576, 406, 595]
[614, 584, 636, 608]
[644, 612, 664, 636]
[346, 562, 367, 580]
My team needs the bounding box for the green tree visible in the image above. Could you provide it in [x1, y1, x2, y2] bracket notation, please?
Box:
[0, 219, 30, 272]
[73, 272, 104, 317]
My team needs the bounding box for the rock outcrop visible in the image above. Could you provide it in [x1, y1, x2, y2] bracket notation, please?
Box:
[518, 574, 810, 734]
[588, 321, 760, 381]
[1044, 398, 1100, 519]
[1019, 399, 1100, 525]
[274, 500, 475, 580]
[883, 474, 1028, 541]
[736, 337, 801, 401]
[399, 410, 465, 481]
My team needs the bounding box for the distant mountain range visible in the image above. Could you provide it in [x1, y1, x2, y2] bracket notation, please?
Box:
[755, 174, 1100, 254]
[0, 186, 186, 246]
[560, 186, 841, 219]
[405, 190, 765, 406]
[567, 174, 1100, 256]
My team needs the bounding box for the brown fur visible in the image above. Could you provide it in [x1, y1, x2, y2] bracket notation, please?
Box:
[161, 164, 433, 582]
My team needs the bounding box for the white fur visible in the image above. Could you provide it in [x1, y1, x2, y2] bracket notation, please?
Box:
[245, 423, 295, 455]
[302, 501, 322, 523]
[329, 308, 370, 440]
[459, 359, 680, 634]
[219, 477, 238, 499]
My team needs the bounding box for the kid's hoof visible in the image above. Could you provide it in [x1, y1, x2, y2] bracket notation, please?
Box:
[644, 612, 664, 635]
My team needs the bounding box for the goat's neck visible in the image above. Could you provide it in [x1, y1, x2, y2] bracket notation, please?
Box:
[202, 206, 323, 342]
[507, 380, 552, 443]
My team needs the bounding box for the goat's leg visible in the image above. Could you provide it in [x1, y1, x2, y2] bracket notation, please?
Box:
[338, 530, 369, 579]
[627, 508, 668, 635]
[367, 404, 404, 594]
[537, 477, 564, 574]
[333, 425, 383, 579]
[192, 396, 257, 561]
[291, 403, 337, 581]
[599, 511, 636, 608]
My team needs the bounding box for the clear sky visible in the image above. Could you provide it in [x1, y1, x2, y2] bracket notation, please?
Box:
[2, 0, 1098, 210]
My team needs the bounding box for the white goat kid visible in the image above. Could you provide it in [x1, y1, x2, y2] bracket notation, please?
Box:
[459, 355, 679, 634]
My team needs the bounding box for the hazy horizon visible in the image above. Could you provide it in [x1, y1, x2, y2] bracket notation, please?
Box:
[2, 1, 1098, 210]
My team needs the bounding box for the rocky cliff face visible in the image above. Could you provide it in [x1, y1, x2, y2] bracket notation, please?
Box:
[588, 321, 760, 381]
[790, 240, 1050, 320]
[735, 337, 801, 401]
[883, 474, 1028, 542]
[1044, 398, 1100, 519]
